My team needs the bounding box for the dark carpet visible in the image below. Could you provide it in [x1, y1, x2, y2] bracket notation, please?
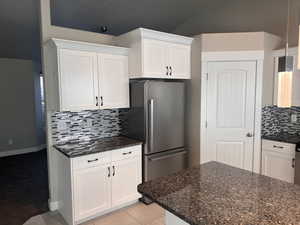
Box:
[0, 150, 49, 225]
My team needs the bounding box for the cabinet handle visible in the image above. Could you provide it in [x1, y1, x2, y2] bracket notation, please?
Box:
[87, 158, 98, 163]
[100, 96, 104, 106]
[96, 96, 99, 106]
[112, 166, 115, 176]
[166, 66, 169, 76]
[122, 151, 132, 155]
[292, 158, 295, 168]
[108, 167, 111, 177]
[170, 66, 172, 76]
[273, 145, 284, 149]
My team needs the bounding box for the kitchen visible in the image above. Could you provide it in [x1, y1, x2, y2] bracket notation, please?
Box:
[25, 0, 300, 224]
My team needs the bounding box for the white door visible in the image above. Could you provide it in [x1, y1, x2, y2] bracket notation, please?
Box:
[111, 157, 142, 207]
[98, 54, 129, 109]
[206, 61, 257, 171]
[59, 49, 98, 111]
[168, 43, 191, 79]
[262, 150, 295, 183]
[143, 39, 168, 78]
[73, 164, 111, 221]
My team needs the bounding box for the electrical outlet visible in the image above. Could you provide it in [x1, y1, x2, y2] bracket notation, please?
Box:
[58, 121, 67, 131]
[291, 114, 297, 123]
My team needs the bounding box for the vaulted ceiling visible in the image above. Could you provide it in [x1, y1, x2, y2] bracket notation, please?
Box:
[0, 0, 299, 61]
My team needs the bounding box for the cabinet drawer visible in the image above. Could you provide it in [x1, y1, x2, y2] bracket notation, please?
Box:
[111, 145, 142, 162]
[72, 152, 111, 170]
[262, 139, 295, 156]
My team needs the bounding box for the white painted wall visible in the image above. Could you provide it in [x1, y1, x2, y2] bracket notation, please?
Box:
[0, 58, 45, 156]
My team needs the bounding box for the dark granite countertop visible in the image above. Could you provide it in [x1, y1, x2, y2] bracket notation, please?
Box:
[138, 162, 300, 225]
[262, 133, 300, 145]
[54, 136, 143, 158]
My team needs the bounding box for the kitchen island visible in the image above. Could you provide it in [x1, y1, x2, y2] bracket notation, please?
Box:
[138, 162, 300, 225]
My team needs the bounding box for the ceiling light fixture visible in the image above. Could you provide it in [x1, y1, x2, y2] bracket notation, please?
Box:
[277, 0, 293, 108]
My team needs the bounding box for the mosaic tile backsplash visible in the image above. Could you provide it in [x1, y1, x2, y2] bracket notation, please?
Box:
[51, 109, 129, 144]
[262, 106, 300, 136]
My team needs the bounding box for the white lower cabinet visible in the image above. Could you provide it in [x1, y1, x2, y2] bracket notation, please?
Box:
[55, 145, 142, 225]
[111, 157, 142, 207]
[73, 164, 111, 222]
[261, 139, 295, 183]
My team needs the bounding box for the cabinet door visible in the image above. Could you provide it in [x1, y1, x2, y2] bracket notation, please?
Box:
[262, 150, 295, 183]
[73, 164, 111, 221]
[143, 39, 168, 78]
[111, 157, 142, 207]
[59, 49, 99, 111]
[168, 43, 191, 79]
[98, 54, 129, 109]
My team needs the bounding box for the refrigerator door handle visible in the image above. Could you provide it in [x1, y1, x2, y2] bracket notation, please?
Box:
[148, 99, 154, 153]
[149, 150, 186, 162]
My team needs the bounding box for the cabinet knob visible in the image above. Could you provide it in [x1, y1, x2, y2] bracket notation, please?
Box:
[170, 66, 172, 76]
[246, 133, 254, 137]
[112, 166, 115, 176]
[166, 66, 169, 76]
[100, 96, 104, 106]
[96, 96, 99, 106]
[292, 158, 295, 168]
[108, 167, 111, 177]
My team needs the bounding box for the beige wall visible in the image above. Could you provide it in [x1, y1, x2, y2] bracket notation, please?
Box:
[201, 32, 282, 52]
[0, 58, 44, 153]
[185, 35, 202, 167]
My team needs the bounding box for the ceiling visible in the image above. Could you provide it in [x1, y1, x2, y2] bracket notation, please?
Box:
[0, 0, 299, 61]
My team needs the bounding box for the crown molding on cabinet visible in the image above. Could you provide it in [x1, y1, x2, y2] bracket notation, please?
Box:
[116, 28, 193, 46]
[47, 38, 129, 56]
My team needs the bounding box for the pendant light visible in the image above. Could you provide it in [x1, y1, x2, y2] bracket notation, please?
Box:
[277, 0, 294, 108]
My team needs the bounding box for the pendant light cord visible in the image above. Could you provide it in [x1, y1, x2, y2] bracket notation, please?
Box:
[285, 0, 290, 58]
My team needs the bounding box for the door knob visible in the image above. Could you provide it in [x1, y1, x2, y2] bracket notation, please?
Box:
[246, 133, 254, 137]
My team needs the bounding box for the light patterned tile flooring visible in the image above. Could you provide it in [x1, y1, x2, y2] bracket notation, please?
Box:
[24, 203, 165, 225]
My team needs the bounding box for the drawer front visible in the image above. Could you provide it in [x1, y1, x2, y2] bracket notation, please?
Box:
[111, 145, 142, 162]
[262, 139, 295, 156]
[72, 152, 111, 170]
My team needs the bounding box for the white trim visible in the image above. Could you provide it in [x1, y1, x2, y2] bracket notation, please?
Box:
[46, 38, 129, 56]
[200, 51, 264, 173]
[48, 200, 59, 211]
[253, 60, 264, 173]
[139, 28, 193, 45]
[272, 47, 298, 57]
[0, 144, 46, 158]
[202, 51, 265, 61]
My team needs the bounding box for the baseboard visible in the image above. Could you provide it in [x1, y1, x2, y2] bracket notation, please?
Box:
[0, 144, 46, 158]
[48, 199, 59, 211]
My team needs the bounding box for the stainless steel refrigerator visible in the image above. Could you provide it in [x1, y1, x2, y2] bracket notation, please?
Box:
[126, 80, 187, 182]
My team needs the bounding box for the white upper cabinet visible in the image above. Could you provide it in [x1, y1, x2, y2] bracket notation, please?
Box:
[98, 54, 129, 109]
[59, 49, 99, 111]
[116, 28, 193, 79]
[143, 39, 169, 78]
[273, 47, 300, 106]
[44, 39, 130, 111]
[168, 43, 191, 79]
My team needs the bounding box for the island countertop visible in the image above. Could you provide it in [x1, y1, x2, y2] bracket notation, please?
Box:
[138, 162, 300, 225]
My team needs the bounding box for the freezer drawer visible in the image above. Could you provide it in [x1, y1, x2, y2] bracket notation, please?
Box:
[144, 148, 187, 181]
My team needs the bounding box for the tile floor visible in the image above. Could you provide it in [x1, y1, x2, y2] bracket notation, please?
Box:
[24, 203, 165, 225]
